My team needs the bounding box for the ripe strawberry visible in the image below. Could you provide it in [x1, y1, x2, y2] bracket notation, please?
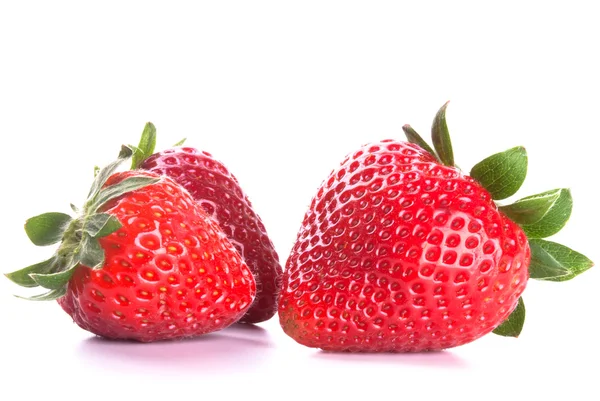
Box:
[6, 147, 256, 342]
[279, 103, 593, 352]
[129, 124, 282, 324]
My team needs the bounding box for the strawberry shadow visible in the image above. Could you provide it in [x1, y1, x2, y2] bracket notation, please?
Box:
[312, 349, 469, 368]
[76, 323, 275, 375]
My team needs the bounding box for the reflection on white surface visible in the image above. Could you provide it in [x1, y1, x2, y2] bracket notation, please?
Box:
[313, 349, 469, 368]
[77, 324, 275, 375]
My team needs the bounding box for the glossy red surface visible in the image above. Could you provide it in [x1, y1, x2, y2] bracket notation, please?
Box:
[279, 141, 530, 351]
[59, 171, 256, 342]
[141, 148, 282, 323]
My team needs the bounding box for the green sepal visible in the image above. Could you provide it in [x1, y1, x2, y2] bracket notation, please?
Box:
[86, 145, 133, 201]
[4, 257, 57, 288]
[520, 189, 572, 238]
[89, 176, 160, 212]
[30, 263, 78, 290]
[5, 145, 161, 301]
[493, 297, 525, 337]
[499, 189, 562, 226]
[24, 212, 72, 246]
[131, 122, 157, 169]
[77, 234, 105, 269]
[173, 138, 187, 147]
[402, 124, 438, 160]
[16, 287, 67, 301]
[470, 146, 527, 200]
[431, 101, 454, 166]
[83, 213, 122, 238]
[529, 239, 594, 281]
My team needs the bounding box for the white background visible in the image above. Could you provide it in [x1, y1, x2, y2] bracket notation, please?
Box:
[1, 1, 599, 400]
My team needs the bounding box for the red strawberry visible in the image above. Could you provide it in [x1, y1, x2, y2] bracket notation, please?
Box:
[278, 103, 593, 352]
[130, 124, 282, 324]
[6, 147, 256, 342]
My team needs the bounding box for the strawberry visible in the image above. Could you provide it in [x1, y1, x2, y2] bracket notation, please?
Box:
[278, 103, 593, 352]
[128, 123, 282, 324]
[5, 146, 256, 342]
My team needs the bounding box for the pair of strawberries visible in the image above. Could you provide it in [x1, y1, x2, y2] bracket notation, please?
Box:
[6, 104, 593, 352]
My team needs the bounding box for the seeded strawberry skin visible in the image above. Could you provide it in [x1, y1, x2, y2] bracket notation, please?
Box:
[58, 171, 256, 342]
[140, 147, 283, 324]
[278, 140, 530, 352]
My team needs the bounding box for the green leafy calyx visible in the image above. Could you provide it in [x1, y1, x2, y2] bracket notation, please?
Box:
[5, 146, 160, 301]
[24, 213, 73, 246]
[519, 189, 572, 239]
[402, 124, 439, 162]
[493, 297, 525, 337]
[401, 102, 454, 165]
[173, 138, 187, 147]
[498, 189, 561, 225]
[528, 239, 593, 281]
[131, 122, 157, 169]
[431, 101, 454, 166]
[470, 146, 528, 201]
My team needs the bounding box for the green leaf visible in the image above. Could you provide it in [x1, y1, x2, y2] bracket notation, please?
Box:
[493, 297, 525, 337]
[173, 138, 187, 147]
[30, 263, 78, 290]
[77, 234, 105, 269]
[521, 189, 572, 238]
[529, 239, 594, 281]
[4, 257, 57, 288]
[499, 189, 562, 225]
[470, 146, 527, 200]
[70, 203, 79, 213]
[93, 165, 100, 178]
[90, 176, 160, 212]
[131, 122, 157, 169]
[83, 213, 122, 238]
[86, 145, 134, 201]
[16, 287, 67, 301]
[402, 124, 438, 160]
[431, 101, 454, 166]
[25, 212, 72, 246]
